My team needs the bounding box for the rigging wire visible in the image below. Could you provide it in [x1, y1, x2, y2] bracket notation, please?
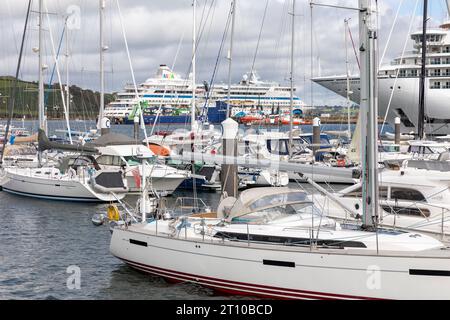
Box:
[380, 0, 420, 135]
[0, 0, 32, 164]
[44, 3, 73, 144]
[378, 0, 404, 69]
[115, 0, 149, 147]
[249, 0, 270, 76]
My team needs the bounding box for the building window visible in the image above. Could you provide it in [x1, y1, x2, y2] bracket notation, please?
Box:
[444, 82, 450, 89]
[431, 81, 441, 89]
[431, 69, 441, 76]
[431, 58, 441, 65]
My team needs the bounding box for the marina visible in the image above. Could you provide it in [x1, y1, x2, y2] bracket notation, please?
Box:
[3, 0, 450, 302]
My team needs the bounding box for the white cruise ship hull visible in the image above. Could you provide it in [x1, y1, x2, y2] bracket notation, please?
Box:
[313, 76, 450, 135]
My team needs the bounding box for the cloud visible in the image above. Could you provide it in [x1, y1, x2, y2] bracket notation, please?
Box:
[0, 0, 447, 106]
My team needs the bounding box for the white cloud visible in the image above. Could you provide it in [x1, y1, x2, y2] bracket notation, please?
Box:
[0, 0, 447, 106]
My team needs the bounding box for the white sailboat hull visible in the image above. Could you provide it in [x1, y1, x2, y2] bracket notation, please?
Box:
[0, 168, 125, 202]
[110, 226, 450, 300]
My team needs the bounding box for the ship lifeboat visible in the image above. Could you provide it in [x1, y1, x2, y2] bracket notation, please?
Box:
[280, 118, 306, 125]
[148, 143, 171, 157]
[239, 115, 264, 124]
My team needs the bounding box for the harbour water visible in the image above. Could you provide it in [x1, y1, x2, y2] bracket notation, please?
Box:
[0, 120, 385, 300]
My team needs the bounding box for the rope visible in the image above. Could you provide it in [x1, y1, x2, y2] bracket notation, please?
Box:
[347, 23, 360, 71]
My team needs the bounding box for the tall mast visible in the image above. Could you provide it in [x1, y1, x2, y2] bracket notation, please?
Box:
[227, 0, 237, 119]
[345, 18, 351, 139]
[98, 0, 106, 129]
[359, 0, 379, 229]
[65, 17, 70, 120]
[38, 0, 45, 133]
[289, 0, 295, 156]
[191, 0, 197, 130]
[418, 0, 428, 140]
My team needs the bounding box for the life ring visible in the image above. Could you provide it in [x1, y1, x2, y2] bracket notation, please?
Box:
[107, 205, 121, 221]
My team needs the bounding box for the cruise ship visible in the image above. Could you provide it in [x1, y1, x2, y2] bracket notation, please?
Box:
[313, 20, 450, 136]
[104, 65, 304, 124]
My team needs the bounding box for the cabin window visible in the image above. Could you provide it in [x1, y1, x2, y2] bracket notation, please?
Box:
[96, 155, 125, 166]
[345, 187, 388, 199]
[409, 145, 421, 153]
[390, 188, 426, 202]
[267, 140, 289, 156]
[381, 205, 430, 218]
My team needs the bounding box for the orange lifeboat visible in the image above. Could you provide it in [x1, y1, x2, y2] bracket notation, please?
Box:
[148, 143, 171, 157]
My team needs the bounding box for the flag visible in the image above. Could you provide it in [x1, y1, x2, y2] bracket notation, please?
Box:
[131, 168, 141, 189]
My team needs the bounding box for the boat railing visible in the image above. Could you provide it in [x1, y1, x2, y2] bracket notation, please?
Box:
[383, 200, 450, 239]
[163, 215, 347, 250]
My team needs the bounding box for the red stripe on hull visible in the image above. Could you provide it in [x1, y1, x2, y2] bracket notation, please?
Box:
[117, 257, 378, 300]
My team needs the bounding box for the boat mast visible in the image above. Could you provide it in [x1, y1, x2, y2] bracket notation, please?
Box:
[191, 0, 197, 131]
[65, 17, 70, 121]
[359, 0, 379, 229]
[38, 0, 45, 134]
[289, 0, 295, 157]
[38, 0, 45, 166]
[345, 18, 352, 139]
[227, 0, 237, 119]
[98, 0, 106, 129]
[418, 0, 428, 140]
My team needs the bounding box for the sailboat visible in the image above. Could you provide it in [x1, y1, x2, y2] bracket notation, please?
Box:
[107, 0, 450, 299]
[0, 0, 128, 203]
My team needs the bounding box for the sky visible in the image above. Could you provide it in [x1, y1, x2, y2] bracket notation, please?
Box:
[1, 0, 449, 106]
